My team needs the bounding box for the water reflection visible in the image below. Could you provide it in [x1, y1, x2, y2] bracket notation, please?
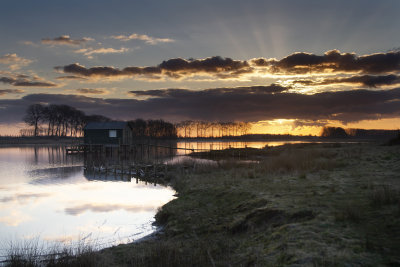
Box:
[84, 171, 132, 182]
[176, 140, 309, 154]
[64, 203, 156, 216]
[28, 166, 84, 185]
[0, 146, 175, 256]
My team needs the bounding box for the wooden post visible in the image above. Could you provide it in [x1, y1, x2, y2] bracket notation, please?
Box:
[147, 143, 150, 162]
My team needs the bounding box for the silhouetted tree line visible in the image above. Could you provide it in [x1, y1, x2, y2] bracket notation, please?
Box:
[175, 121, 252, 138]
[128, 119, 177, 138]
[22, 104, 251, 139]
[22, 103, 110, 137]
[320, 127, 348, 138]
[320, 126, 398, 139]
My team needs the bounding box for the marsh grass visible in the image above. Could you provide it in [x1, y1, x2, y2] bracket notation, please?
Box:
[257, 148, 338, 174]
[334, 203, 363, 223]
[4, 238, 43, 267]
[176, 146, 338, 178]
[386, 130, 400, 146]
[369, 185, 400, 207]
[121, 241, 211, 267]
[3, 239, 101, 267]
[156, 143, 400, 265]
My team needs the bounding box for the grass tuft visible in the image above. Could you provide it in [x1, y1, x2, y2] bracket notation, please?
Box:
[370, 185, 400, 207]
[334, 203, 363, 223]
[3, 239, 101, 267]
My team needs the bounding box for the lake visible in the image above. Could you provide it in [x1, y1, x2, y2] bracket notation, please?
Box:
[0, 146, 175, 258]
[176, 140, 310, 154]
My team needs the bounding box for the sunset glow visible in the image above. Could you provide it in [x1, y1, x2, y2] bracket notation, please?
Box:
[0, 0, 399, 135]
[1, 1, 400, 265]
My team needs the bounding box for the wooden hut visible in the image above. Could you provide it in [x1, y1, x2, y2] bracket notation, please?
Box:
[84, 121, 133, 146]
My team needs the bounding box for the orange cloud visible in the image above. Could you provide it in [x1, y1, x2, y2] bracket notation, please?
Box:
[0, 53, 32, 70]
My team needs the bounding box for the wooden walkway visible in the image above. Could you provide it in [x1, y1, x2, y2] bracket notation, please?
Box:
[65, 143, 209, 154]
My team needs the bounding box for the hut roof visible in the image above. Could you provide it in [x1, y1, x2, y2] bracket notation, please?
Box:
[84, 121, 129, 130]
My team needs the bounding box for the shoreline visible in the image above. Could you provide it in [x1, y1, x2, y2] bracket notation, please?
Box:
[3, 142, 400, 265]
[97, 142, 400, 266]
[131, 226, 165, 244]
[0, 136, 381, 146]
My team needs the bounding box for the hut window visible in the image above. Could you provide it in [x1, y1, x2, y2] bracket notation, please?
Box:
[109, 130, 117, 138]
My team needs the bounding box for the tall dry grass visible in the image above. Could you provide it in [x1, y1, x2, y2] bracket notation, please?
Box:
[258, 148, 338, 174]
[2, 239, 100, 267]
[369, 185, 400, 207]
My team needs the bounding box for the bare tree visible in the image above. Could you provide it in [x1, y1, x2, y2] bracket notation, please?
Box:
[24, 103, 113, 137]
[23, 104, 45, 136]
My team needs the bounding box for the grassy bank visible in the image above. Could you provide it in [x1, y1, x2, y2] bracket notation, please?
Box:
[6, 143, 400, 266]
[97, 142, 399, 266]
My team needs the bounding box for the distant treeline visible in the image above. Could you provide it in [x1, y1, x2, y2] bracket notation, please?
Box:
[22, 104, 253, 139]
[320, 126, 399, 139]
[128, 119, 177, 139]
[27, 103, 397, 140]
[22, 104, 109, 137]
[175, 121, 252, 138]
[22, 104, 177, 138]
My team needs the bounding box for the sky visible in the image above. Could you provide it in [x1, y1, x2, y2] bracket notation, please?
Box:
[1, 0, 400, 135]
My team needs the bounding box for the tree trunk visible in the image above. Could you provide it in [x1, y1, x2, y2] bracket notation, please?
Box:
[34, 120, 38, 136]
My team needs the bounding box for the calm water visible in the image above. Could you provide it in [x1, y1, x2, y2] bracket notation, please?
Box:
[0, 146, 175, 256]
[176, 140, 309, 154]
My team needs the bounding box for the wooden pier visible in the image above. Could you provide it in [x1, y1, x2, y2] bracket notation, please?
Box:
[65, 143, 210, 155]
[66, 144, 86, 154]
[83, 161, 173, 185]
[85, 162, 167, 178]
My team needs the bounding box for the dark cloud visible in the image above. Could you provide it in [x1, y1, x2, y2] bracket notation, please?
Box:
[41, 35, 93, 46]
[293, 74, 400, 88]
[0, 76, 57, 87]
[55, 50, 400, 80]
[76, 88, 107, 94]
[251, 50, 400, 75]
[0, 89, 24, 95]
[56, 75, 87, 80]
[158, 56, 249, 74]
[1, 86, 400, 124]
[130, 85, 288, 97]
[55, 56, 251, 80]
[126, 87, 400, 123]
